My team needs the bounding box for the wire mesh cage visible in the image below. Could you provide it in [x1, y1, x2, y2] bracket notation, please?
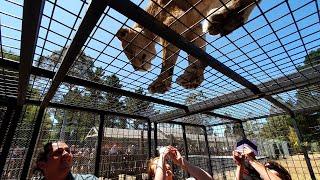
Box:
[0, 0, 320, 179]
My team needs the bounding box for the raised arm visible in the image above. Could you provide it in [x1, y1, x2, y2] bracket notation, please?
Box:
[168, 146, 213, 180]
[243, 148, 281, 180]
[233, 151, 244, 180]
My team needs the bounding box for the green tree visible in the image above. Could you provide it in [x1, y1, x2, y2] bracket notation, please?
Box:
[124, 87, 154, 129]
[2, 49, 20, 61]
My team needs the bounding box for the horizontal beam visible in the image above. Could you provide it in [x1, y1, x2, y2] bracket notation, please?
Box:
[203, 111, 242, 122]
[151, 64, 320, 122]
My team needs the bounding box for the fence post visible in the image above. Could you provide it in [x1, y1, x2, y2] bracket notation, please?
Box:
[182, 124, 189, 161]
[21, 107, 45, 179]
[239, 122, 247, 139]
[0, 105, 23, 178]
[95, 113, 105, 177]
[203, 126, 213, 177]
[147, 119, 152, 159]
[154, 122, 158, 156]
[181, 124, 190, 178]
[290, 116, 316, 180]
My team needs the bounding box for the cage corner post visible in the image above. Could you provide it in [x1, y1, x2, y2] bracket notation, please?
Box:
[94, 113, 105, 177]
[202, 125, 213, 177]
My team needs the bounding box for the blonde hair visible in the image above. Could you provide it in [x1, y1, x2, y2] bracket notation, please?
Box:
[147, 157, 160, 178]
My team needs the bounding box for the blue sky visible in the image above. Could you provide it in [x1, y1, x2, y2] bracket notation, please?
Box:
[1, 0, 320, 121]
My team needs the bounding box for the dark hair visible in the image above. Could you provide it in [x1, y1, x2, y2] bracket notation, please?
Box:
[32, 142, 54, 175]
[266, 161, 292, 180]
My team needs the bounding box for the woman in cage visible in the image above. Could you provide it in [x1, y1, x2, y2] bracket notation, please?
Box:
[233, 147, 292, 180]
[147, 145, 213, 180]
[33, 141, 98, 180]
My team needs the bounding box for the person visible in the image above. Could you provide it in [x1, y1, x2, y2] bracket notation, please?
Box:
[147, 146, 213, 180]
[109, 144, 118, 155]
[33, 141, 98, 180]
[233, 147, 291, 180]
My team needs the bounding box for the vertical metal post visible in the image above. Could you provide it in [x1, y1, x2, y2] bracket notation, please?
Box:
[182, 124, 190, 178]
[0, 105, 23, 178]
[0, 105, 14, 148]
[290, 116, 316, 180]
[239, 122, 247, 139]
[21, 107, 45, 179]
[147, 120, 152, 159]
[182, 124, 189, 161]
[203, 126, 213, 177]
[154, 122, 158, 156]
[95, 113, 105, 177]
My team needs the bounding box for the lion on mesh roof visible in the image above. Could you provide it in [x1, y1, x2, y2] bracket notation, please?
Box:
[116, 0, 260, 94]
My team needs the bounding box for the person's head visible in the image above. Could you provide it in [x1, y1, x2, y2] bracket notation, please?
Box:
[147, 157, 173, 180]
[34, 141, 73, 179]
[265, 161, 292, 180]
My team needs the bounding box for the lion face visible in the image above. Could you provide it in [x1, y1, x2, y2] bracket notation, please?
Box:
[116, 28, 156, 71]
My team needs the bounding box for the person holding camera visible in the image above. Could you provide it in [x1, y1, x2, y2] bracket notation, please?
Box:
[233, 147, 291, 180]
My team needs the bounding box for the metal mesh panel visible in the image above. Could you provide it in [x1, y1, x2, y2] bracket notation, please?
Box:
[156, 123, 186, 179]
[207, 123, 240, 180]
[185, 126, 211, 176]
[1, 105, 40, 180]
[99, 116, 149, 179]
[243, 117, 320, 179]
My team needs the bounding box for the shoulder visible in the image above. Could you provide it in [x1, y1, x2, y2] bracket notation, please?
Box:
[72, 173, 99, 180]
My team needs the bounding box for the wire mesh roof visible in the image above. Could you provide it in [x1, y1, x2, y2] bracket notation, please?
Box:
[0, 0, 320, 125]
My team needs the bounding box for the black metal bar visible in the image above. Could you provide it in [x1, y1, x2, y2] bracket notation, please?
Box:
[165, 121, 206, 128]
[21, 107, 45, 179]
[153, 122, 158, 157]
[105, 0, 262, 95]
[0, 105, 14, 148]
[181, 124, 189, 161]
[27, 99, 148, 120]
[264, 96, 294, 116]
[95, 113, 105, 177]
[290, 116, 316, 180]
[179, 124, 189, 178]
[203, 126, 213, 177]
[239, 122, 247, 139]
[17, 0, 44, 106]
[0, 105, 23, 178]
[40, 0, 108, 109]
[147, 119, 152, 159]
[203, 112, 242, 122]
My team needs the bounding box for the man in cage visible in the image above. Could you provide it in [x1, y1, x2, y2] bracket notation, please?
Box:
[33, 141, 98, 180]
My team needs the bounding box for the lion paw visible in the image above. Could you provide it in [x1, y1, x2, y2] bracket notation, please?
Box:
[176, 70, 204, 89]
[148, 77, 171, 94]
[203, 8, 244, 36]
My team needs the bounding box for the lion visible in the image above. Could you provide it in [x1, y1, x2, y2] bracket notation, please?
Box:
[116, 0, 260, 93]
